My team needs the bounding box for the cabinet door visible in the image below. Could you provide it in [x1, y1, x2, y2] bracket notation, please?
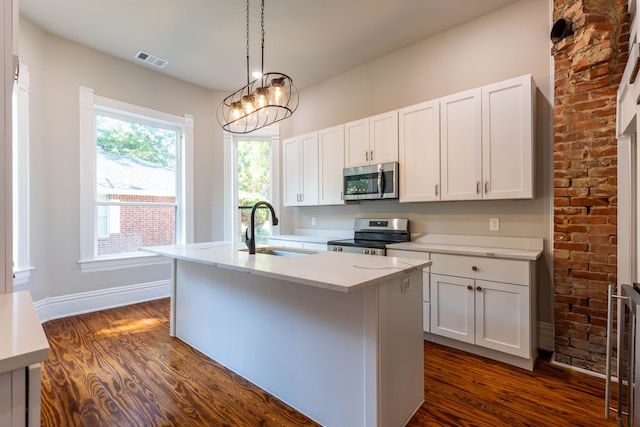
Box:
[369, 110, 398, 164]
[299, 132, 319, 205]
[430, 274, 474, 344]
[344, 118, 370, 168]
[474, 279, 530, 358]
[282, 137, 301, 206]
[440, 88, 482, 201]
[318, 125, 345, 205]
[482, 75, 534, 199]
[399, 100, 440, 202]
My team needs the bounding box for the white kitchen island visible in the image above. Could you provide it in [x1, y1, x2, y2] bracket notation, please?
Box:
[142, 242, 431, 427]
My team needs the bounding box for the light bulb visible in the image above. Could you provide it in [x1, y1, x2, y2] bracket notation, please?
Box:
[269, 77, 288, 107]
[241, 94, 256, 114]
[255, 87, 269, 109]
[230, 101, 243, 120]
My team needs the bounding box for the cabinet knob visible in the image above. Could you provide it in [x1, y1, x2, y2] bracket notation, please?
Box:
[365, 151, 369, 161]
[467, 285, 473, 290]
[370, 150, 374, 160]
[476, 180, 480, 194]
[476, 286, 483, 292]
[484, 180, 489, 194]
[472, 266, 478, 271]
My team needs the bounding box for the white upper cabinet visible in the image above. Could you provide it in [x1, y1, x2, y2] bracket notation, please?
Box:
[440, 75, 535, 201]
[283, 132, 318, 207]
[344, 111, 398, 168]
[344, 118, 369, 168]
[440, 88, 483, 200]
[399, 99, 441, 202]
[481, 75, 534, 199]
[318, 124, 345, 205]
[369, 111, 399, 165]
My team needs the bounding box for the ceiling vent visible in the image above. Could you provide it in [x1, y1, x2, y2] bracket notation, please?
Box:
[135, 51, 168, 69]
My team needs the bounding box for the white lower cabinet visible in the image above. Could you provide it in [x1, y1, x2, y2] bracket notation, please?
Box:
[431, 274, 530, 358]
[430, 253, 532, 359]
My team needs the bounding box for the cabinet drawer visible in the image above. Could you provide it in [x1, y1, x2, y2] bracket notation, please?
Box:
[430, 253, 529, 285]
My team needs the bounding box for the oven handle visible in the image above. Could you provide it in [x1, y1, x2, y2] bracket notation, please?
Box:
[377, 165, 384, 198]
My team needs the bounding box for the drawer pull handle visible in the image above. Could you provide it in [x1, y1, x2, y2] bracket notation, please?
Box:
[472, 266, 478, 271]
[467, 285, 473, 290]
[476, 286, 483, 292]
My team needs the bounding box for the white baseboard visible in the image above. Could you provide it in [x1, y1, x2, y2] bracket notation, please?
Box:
[538, 321, 554, 352]
[35, 280, 171, 322]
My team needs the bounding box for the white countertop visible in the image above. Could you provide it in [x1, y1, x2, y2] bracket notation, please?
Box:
[0, 291, 50, 374]
[268, 234, 337, 244]
[387, 242, 541, 260]
[387, 232, 544, 261]
[142, 242, 431, 293]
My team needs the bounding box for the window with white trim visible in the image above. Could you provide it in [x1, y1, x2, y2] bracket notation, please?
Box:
[79, 87, 193, 271]
[13, 63, 31, 285]
[223, 126, 280, 243]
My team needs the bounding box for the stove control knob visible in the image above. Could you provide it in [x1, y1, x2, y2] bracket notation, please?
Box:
[370, 249, 376, 255]
[338, 247, 343, 252]
[364, 249, 370, 254]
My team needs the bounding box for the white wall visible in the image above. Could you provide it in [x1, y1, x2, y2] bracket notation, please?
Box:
[280, 0, 554, 324]
[18, 18, 227, 302]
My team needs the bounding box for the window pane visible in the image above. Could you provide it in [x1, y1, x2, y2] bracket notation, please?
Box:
[95, 114, 177, 255]
[236, 139, 272, 245]
[98, 204, 176, 255]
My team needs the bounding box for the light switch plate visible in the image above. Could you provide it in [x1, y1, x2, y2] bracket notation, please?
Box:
[489, 217, 500, 231]
[311, 216, 317, 226]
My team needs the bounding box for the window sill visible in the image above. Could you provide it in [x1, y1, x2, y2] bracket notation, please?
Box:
[13, 267, 34, 286]
[78, 252, 171, 272]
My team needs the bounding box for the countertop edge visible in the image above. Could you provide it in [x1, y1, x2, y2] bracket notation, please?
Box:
[386, 242, 543, 261]
[0, 291, 50, 375]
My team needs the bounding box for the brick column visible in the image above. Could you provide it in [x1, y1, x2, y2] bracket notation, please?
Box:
[552, 0, 628, 372]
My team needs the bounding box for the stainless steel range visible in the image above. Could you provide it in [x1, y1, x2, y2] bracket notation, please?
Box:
[327, 218, 410, 256]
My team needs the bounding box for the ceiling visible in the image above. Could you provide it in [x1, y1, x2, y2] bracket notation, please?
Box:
[19, 0, 519, 91]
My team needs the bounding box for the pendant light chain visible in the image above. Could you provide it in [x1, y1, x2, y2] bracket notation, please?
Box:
[261, 0, 265, 84]
[245, 0, 250, 87]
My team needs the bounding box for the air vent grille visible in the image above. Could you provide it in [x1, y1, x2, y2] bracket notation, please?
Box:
[135, 51, 168, 69]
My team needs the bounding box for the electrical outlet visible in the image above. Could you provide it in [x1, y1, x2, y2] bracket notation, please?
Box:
[489, 217, 500, 231]
[311, 216, 317, 226]
[401, 277, 411, 293]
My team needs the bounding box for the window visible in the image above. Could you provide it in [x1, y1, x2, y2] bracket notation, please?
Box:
[12, 63, 31, 285]
[79, 87, 193, 271]
[223, 126, 280, 243]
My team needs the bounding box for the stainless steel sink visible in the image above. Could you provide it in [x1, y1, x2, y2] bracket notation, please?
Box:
[239, 247, 316, 257]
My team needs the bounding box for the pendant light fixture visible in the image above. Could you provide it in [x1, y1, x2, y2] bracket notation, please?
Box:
[217, 0, 299, 134]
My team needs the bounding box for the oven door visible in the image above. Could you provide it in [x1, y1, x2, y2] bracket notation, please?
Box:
[343, 162, 398, 200]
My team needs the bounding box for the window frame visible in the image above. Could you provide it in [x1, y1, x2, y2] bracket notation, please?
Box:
[12, 62, 32, 285]
[78, 86, 193, 271]
[223, 125, 280, 243]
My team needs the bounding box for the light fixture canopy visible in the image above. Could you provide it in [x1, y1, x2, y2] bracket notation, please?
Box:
[217, 0, 299, 134]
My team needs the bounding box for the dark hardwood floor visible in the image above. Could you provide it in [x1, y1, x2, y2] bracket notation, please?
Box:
[41, 298, 618, 426]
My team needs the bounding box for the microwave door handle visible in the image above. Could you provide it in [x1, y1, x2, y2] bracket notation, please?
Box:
[377, 165, 384, 198]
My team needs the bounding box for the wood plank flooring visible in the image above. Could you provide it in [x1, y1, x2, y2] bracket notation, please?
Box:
[41, 298, 618, 426]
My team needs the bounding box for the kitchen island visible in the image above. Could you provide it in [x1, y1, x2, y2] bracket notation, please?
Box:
[142, 242, 431, 427]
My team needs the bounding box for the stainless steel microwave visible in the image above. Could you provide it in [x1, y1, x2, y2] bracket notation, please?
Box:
[343, 162, 399, 201]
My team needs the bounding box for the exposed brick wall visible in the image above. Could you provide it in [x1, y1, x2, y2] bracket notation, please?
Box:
[98, 194, 176, 255]
[552, 0, 628, 372]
